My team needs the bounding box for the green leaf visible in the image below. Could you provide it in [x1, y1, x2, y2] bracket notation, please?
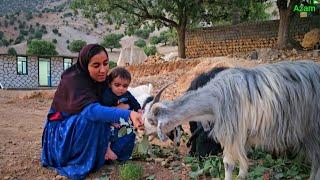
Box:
[183, 156, 197, 164]
[274, 173, 284, 179]
[189, 168, 204, 179]
[118, 127, 127, 138]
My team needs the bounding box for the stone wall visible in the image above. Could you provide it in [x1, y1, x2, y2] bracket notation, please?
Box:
[0, 54, 77, 89]
[186, 16, 320, 58]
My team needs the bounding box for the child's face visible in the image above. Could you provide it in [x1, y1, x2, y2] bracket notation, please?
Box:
[110, 77, 130, 96]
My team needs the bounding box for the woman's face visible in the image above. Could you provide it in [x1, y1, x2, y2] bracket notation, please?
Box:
[88, 51, 109, 82]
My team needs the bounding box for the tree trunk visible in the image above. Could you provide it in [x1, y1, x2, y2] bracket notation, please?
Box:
[176, 26, 186, 58]
[277, 8, 291, 49]
[276, 0, 298, 49]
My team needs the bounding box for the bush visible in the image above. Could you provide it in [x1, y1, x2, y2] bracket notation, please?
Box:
[109, 61, 117, 69]
[150, 36, 161, 45]
[0, 39, 9, 47]
[66, 39, 70, 44]
[68, 40, 87, 52]
[52, 28, 59, 34]
[101, 33, 123, 52]
[119, 163, 143, 180]
[34, 30, 43, 39]
[52, 39, 57, 44]
[14, 35, 25, 44]
[134, 39, 146, 48]
[159, 29, 178, 46]
[143, 46, 157, 56]
[134, 29, 151, 39]
[0, 31, 3, 39]
[7, 47, 17, 55]
[27, 39, 58, 56]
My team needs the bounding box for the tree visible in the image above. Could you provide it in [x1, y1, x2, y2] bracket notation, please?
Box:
[68, 40, 87, 52]
[101, 33, 123, 52]
[150, 36, 161, 45]
[7, 47, 17, 56]
[27, 39, 58, 56]
[71, 0, 220, 58]
[73, 0, 271, 58]
[134, 39, 146, 48]
[143, 46, 157, 56]
[276, 0, 300, 49]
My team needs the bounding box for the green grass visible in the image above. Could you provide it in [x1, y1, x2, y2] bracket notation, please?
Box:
[119, 162, 144, 180]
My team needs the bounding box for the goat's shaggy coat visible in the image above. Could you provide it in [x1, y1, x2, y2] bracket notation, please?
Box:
[144, 61, 320, 180]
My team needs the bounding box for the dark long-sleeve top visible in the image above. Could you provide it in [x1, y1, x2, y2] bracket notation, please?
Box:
[101, 88, 141, 112]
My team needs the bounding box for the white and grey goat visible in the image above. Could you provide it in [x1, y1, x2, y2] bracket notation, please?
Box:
[143, 60, 320, 180]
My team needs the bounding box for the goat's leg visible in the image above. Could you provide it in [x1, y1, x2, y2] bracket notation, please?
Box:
[223, 155, 235, 180]
[309, 161, 320, 180]
[237, 155, 248, 179]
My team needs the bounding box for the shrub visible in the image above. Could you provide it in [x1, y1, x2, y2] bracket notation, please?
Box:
[119, 163, 143, 180]
[52, 39, 57, 44]
[134, 29, 151, 39]
[34, 30, 43, 39]
[150, 36, 161, 45]
[68, 40, 87, 52]
[14, 35, 25, 44]
[143, 46, 157, 56]
[109, 61, 117, 69]
[27, 39, 58, 56]
[66, 39, 70, 44]
[52, 28, 59, 34]
[0, 31, 4, 39]
[7, 47, 17, 55]
[134, 39, 146, 48]
[101, 33, 123, 52]
[159, 29, 178, 45]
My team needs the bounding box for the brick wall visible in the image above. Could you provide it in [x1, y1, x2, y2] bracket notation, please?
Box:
[185, 16, 320, 58]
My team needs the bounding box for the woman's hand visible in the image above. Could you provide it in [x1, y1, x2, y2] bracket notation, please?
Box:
[130, 111, 144, 129]
[117, 103, 130, 110]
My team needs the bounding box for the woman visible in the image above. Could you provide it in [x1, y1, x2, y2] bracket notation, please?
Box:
[41, 44, 143, 179]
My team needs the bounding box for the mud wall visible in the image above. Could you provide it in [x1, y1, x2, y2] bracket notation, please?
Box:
[186, 16, 320, 57]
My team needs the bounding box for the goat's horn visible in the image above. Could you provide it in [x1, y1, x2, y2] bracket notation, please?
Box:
[151, 82, 174, 106]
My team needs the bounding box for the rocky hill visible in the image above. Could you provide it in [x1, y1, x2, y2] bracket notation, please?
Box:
[0, 0, 159, 60]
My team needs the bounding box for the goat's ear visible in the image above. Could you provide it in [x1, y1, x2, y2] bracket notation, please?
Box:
[151, 103, 167, 116]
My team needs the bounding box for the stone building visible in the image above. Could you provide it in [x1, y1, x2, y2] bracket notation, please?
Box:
[0, 54, 77, 89]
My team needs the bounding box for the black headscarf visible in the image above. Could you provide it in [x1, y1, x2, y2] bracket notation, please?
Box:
[51, 44, 108, 114]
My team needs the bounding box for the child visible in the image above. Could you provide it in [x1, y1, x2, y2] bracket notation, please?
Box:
[102, 67, 141, 111]
[102, 67, 141, 161]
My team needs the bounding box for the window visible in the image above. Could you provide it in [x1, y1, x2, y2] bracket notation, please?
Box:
[63, 58, 72, 70]
[17, 56, 27, 75]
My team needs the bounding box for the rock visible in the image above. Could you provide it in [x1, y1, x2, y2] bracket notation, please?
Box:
[302, 28, 320, 49]
[4, 176, 10, 180]
[55, 175, 67, 180]
[250, 51, 258, 60]
[163, 52, 178, 61]
[117, 46, 147, 66]
[291, 48, 298, 55]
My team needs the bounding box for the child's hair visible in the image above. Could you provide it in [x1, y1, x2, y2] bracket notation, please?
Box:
[108, 67, 131, 84]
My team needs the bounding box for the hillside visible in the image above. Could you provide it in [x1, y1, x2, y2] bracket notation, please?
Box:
[0, 0, 170, 60]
